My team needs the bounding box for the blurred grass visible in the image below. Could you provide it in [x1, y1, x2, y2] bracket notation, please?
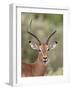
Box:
[21, 13, 63, 75]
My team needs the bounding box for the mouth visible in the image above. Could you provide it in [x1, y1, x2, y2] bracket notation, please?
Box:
[43, 59, 48, 64]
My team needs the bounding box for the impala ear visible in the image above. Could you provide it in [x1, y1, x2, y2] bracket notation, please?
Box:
[49, 41, 58, 50]
[51, 41, 57, 49]
[29, 41, 39, 50]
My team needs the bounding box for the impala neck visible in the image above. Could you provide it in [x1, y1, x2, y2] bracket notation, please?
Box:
[35, 54, 43, 64]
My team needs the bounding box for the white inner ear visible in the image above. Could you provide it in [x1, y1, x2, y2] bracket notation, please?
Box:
[51, 43, 57, 49]
[30, 43, 38, 50]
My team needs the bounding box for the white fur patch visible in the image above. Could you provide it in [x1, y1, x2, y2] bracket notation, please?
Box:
[30, 43, 38, 49]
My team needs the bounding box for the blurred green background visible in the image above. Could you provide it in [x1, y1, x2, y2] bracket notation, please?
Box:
[21, 12, 63, 76]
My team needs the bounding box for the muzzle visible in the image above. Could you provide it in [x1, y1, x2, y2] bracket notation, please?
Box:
[43, 56, 48, 64]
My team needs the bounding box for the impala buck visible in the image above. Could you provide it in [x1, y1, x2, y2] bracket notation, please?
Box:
[22, 20, 57, 77]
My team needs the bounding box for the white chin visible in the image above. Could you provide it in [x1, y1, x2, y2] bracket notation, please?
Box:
[43, 59, 48, 64]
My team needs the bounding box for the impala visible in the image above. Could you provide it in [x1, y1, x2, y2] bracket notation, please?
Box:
[21, 20, 57, 77]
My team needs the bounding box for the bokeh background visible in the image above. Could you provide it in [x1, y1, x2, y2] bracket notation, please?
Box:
[21, 12, 63, 76]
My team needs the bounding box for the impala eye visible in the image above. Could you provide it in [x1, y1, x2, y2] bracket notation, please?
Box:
[48, 49, 50, 51]
[47, 48, 50, 51]
[39, 49, 41, 52]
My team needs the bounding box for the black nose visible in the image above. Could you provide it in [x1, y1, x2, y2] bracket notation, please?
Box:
[43, 57, 47, 59]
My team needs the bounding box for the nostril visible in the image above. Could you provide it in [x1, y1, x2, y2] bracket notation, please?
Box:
[43, 57, 47, 59]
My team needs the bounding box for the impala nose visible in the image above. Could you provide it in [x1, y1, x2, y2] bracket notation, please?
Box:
[43, 57, 47, 60]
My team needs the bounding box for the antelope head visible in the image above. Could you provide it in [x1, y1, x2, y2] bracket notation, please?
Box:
[27, 20, 58, 64]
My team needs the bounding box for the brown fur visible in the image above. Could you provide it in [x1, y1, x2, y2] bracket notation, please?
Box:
[21, 44, 48, 77]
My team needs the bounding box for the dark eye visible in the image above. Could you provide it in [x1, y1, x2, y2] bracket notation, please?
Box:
[48, 48, 50, 51]
[39, 49, 41, 52]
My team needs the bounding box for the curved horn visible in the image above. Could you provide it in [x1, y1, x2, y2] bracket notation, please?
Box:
[28, 19, 32, 32]
[46, 30, 56, 44]
[27, 32, 41, 45]
[27, 20, 41, 45]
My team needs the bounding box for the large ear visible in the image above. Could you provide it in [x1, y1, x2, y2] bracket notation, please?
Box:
[29, 41, 39, 50]
[49, 41, 58, 50]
